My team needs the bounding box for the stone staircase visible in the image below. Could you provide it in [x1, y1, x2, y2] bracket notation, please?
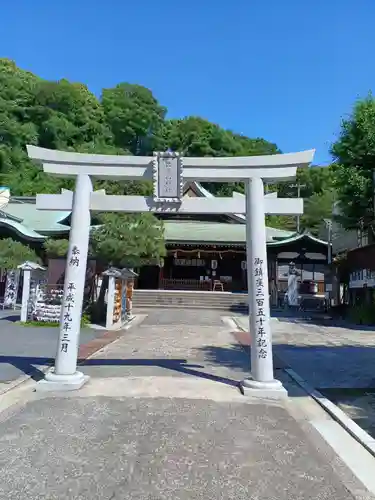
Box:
[132, 289, 249, 312]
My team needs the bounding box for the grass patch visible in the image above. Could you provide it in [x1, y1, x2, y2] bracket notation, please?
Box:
[17, 314, 91, 328]
[17, 320, 59, 327]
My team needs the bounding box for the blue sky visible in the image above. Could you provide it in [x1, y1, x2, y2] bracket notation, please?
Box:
[1, 0, 374, 164]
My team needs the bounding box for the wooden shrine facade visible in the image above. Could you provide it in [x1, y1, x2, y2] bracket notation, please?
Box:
[137, 233, 329, 296]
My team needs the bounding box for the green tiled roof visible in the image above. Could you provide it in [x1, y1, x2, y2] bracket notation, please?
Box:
[164, 221, 295, 245]
[0, 218, 45, 241]
[267, 231, 328, 246]
[1, 202, 70, 234]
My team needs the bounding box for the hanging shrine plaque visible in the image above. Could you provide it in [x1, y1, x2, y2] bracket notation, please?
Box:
[153, 151, 183, 203]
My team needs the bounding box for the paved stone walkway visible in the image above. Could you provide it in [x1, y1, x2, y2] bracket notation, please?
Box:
[80, 310, 248, 385]
[234, 315, 375, 389]
[0, 310, 372, 499]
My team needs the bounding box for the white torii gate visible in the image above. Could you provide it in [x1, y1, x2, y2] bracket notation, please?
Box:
[27, 145, 315, 397]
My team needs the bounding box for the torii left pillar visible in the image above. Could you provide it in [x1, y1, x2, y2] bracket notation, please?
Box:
[37, 174, 92, 391]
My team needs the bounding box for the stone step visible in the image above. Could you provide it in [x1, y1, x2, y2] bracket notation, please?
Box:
[133, 295, 248, 303]
[134, 303, 248, 311]
[133, 291, 248, 298]
[133, 304, 248, 313]
[133, 296, 248, 302]
[132, 290, 249, 311]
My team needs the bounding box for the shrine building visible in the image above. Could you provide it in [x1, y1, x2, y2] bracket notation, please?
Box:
[0, 182, 329, 299]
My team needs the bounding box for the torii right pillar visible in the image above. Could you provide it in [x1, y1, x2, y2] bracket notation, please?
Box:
[241, 176, 287, 398]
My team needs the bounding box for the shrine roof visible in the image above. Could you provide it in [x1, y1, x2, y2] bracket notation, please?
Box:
[164, 221, 294, 245]
[0, 217, 46, 241]
[266, 231, 328, 247]
[0, 199, 70, 236]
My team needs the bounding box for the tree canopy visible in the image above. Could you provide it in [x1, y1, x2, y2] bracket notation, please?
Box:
[0, 238, 40, 269]
[90, 213, 166, 268]
[44, 213, 166, 268]
[0, 58, 334, 237]
[331, 95, 375, 229]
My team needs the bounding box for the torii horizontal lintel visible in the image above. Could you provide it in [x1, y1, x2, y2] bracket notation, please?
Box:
[27, 146, 315, 182]
[36, 193, 303, 215]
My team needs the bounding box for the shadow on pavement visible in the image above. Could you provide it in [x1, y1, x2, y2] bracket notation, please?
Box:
[0, 314, 20, 323]
[0, 354, 241, 388]
[198, 343, 250, 370]
[3, 342, 375, 431]
[84, 358, 241, 388]
[0, 355, 52, 382]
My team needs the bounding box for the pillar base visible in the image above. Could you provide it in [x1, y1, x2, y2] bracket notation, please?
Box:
[240, 377, 288, 400]
[35, 370, 89, 392]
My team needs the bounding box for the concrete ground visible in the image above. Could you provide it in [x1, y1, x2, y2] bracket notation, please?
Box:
[0, 310, 374, 499]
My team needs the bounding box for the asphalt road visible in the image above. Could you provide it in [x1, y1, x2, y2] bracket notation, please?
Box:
[0, 309, 104, 384]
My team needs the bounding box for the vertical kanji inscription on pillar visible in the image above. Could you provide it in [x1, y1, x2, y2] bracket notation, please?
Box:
[253, 257, 268, 359]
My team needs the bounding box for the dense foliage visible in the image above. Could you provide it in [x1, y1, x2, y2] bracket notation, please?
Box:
[331, 95, 375, 230]
[90, 213, 166, 268]
[43, 213, 165, 268]
[0, 58, 334, 236]
[43, 239, 69, 257]
[0, 238, 40, 268]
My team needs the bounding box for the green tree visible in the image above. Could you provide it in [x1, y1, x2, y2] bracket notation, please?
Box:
[269, 165, 335, 234]
[0, 59, 42, 193]
[0, 60, 119, 195]
[276, 165, 334, 199]
[164, 117, 241, 157]
[101, 83, 166, 155]
[301, 189, 336, 235]
[330, 95, 375, 229]
[44, 239, 69, 258]
[0, 238, 40, 268]
[265, 214, 296, 232]
[32, 82, 110, 149]
[162, 116, 280, 196]
[90, 212, 166, 268]
[0, 58, 333, 237]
